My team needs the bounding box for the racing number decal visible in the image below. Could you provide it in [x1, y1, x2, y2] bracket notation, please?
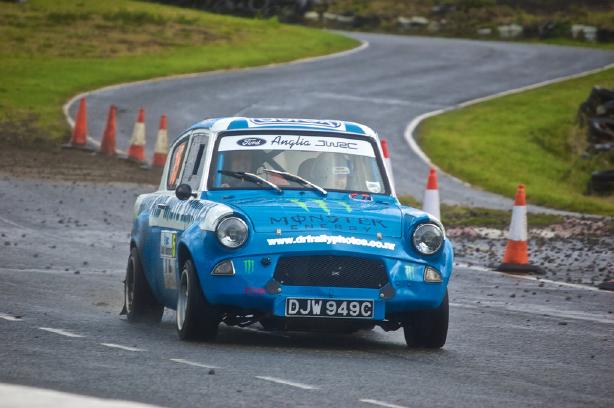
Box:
[160, 230, 177, 289]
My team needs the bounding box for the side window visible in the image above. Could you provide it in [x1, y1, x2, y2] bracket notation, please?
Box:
[167, 140, 188, 190]
[180, 133, 209, 190]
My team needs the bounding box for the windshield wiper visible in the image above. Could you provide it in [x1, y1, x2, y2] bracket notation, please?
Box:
[261, 169, 327, 196]
[218, 170, 282, 193]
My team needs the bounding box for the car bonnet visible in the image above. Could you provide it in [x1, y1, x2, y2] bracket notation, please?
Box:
[223, 195, 402, 238]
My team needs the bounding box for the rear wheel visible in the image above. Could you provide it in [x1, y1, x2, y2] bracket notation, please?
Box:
[403, 290, 448, 349]
[124, 247, 164, 323]
[176, 259, 219, 341]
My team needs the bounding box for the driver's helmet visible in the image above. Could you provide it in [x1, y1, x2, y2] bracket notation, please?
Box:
[311, 152, 352, 190]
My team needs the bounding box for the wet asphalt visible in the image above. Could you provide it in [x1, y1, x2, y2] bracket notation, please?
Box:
[0, 175, 613, 408]
[2, 32, 614, 407]
[70, 31, 614, 210]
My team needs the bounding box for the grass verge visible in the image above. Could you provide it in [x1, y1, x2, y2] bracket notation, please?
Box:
[418, 67, 614, 216]
[0, 0, 358, 147]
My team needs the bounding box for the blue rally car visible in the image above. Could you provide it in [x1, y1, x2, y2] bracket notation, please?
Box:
[124, 117, 453, 348]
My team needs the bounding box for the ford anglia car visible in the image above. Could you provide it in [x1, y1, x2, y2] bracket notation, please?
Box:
[124, 117, 453, 348]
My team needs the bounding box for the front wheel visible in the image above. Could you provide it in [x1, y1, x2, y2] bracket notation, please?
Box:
[176, 259, 219, 341]
[124, 247, 164, 323]
[402, 290, 449, 349]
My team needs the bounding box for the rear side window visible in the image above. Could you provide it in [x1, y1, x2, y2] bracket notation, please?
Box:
[180, 133, 209, 191]
[167, 140, 188, 190]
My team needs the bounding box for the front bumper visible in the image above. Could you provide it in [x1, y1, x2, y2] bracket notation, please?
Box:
[196, 248, 452, 320]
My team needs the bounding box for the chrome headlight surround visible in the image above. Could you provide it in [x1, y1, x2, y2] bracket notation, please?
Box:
[412, 222, 444, 255]
[215, 217, 248, 248]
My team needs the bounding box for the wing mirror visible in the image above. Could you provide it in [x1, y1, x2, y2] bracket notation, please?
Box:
[175, 183, 195, 200]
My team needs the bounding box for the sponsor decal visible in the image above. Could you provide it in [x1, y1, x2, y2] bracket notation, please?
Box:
[237, 137, 266, 147]
[218, 134, 375, 157]
[244, 287, 266, 295]
[366, 181, 382, 194]
[160, 230, 176, 258]
[160, 230, 177, 289]
[349, 192, 372, 201]
[270, 135, 312, 150]
[162, 258, 177, 289]
[404, 264, 415, 280]
[248, 118, 342, 129]
[243, 259, 255, 274]
[269, 214, 386, 233]
[143, 195, 231, 231]
[266, 234, 395, 251]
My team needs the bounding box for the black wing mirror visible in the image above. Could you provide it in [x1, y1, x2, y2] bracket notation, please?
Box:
[175, 184, 194, 200]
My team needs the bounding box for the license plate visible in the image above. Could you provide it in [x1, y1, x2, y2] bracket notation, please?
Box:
[285, 298, 374, 319]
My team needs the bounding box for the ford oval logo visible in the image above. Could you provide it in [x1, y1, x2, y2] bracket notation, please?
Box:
[237, 137, 266, 147]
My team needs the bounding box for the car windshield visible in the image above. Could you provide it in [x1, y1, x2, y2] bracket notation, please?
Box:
[209, 133, 388, 194]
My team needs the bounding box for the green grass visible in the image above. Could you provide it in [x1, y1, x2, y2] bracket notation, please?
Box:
[0, 0, 358, 146]
[419, 67, 614, 216]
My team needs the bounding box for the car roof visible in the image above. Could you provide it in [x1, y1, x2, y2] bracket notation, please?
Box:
[188, 117, 378, 138]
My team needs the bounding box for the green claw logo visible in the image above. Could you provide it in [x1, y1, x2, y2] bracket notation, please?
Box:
[243, 259, 255, 274]
[312, 199, 330, 215]
[289, 199, 310, 212]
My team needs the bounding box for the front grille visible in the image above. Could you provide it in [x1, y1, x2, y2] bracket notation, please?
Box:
[274, 255, 387, 289]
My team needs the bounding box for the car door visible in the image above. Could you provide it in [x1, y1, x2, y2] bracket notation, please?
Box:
[142, 134, 190, 306]
[155, 132, 210, 305]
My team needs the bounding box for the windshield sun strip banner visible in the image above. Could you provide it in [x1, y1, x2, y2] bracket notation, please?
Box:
[218, 134, 376, 157]
[266, 234, 395, 251]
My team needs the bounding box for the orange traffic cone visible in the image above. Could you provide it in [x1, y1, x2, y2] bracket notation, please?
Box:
[380, 139, 395, 191]
[152, 114, 168, 168]
[496, 184, 544, 274]
[422, 168, 440, 219]
[65, 97, 89, 148]
[99, 105, 117, 156]
[127, 108, 146, 163]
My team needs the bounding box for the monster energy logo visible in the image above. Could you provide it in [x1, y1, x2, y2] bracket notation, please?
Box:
[243, 259, 255, 274]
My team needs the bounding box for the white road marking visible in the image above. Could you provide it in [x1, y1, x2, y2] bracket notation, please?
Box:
[455, 262, 610, 293]
[170, 358, 219, 369]
[0, 312, 22, 321]
[39, 327, 84, 338]
[255, 376, 319, 390]
[100, 343, 145, 352]
[360, 399, 409, 408]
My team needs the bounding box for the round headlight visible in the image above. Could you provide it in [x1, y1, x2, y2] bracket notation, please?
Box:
[216, 217, 248, 248]
[412, 223, 444, 255]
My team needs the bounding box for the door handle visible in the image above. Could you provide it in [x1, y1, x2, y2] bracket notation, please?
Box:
[157, 203, 169, 210]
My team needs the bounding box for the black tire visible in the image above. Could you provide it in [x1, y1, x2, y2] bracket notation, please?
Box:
[402, 290, 449, 349]
[124, 247, 164, 323]
[176, 259, 219, 341]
